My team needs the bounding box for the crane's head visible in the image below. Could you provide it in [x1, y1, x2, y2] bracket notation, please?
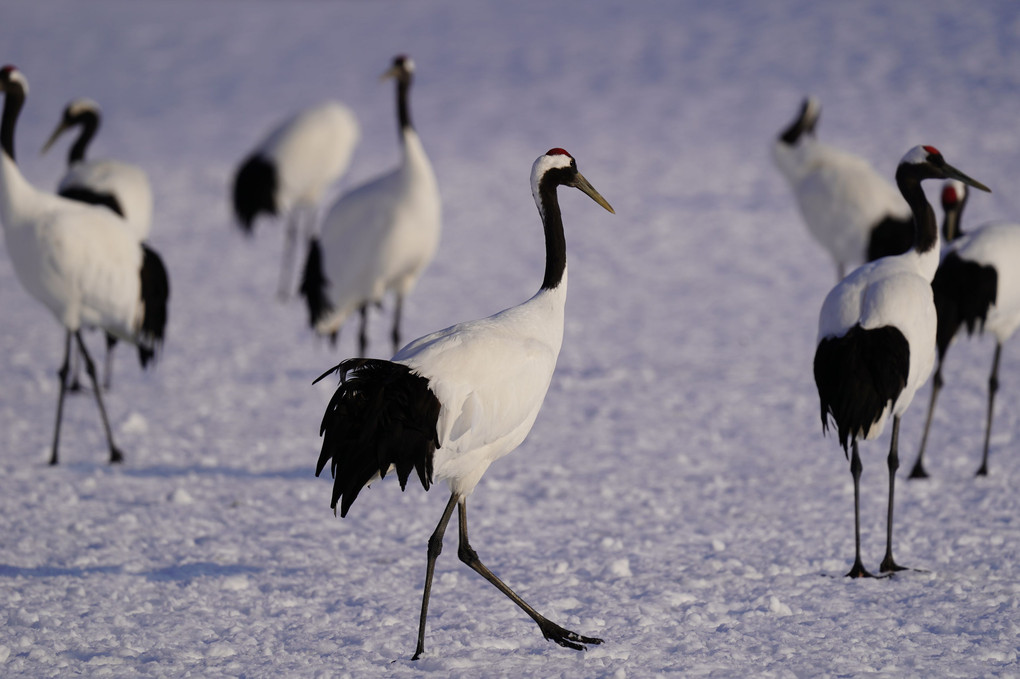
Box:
[941, 179, 967, 211]
[531, 148, 614, 215]
[43, 98, 101, 155]
[382, 55, 415, 84]
[778, 95, 820, 145]
[898, 145, 990, 194]
[0, 65, 28, 96]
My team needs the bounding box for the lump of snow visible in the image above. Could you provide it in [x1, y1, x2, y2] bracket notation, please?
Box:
[205, 642, 236, 658]
[609, 558, 632, 578]
[222, 575, 249, 591]
[768, 595, 792, 617]
[168, 488, 195, 505]
[119, 412, 149, 435]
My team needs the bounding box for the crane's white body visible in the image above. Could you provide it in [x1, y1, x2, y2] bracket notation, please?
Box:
[314, 128, 440, 336]
[58, 158, 152, 240]
[817, 248, 938, 438]
[774, 134, 911, 272]
[394, 281, 564, 496]
[258, 101, 359, 213]
[1, 153, 146, 339]
[948, 222, 1020, 343]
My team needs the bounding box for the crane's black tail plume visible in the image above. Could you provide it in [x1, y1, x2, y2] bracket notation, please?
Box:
[314, 358, 441, 517]
[814, 324, 910, 455]
[299, 237, 334, 329]
[137, 244, 170, 369]
[931, 252, 997, 360]
[232, 154, 277, 232]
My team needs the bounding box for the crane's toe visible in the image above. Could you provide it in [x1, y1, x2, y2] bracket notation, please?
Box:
[538, 620, 603, 651]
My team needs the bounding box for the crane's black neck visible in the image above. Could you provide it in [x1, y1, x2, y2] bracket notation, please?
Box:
[942, 204, 963, 242]
[538, 169, 571, 291]
[779, 99, 815, 145]
[1, 84, 23, 162]
[68, 111, 99, 164]
[395, 75, 412, 137]
[895, 166, 939, 255]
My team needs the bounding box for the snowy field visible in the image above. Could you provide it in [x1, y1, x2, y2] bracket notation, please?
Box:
[1, 1, 1019, 676]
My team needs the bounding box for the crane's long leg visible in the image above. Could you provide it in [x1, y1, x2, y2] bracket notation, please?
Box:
[413, 494, 459, 661]
[880, 416, 906, 573]
[976, 343, 1002, 477]
[392, 294, 404, 355]
[357, 304, 369, 358]
[455, 498, 603, 651]
[909, 362, 944, 479]
[846, 440, 875, 577]
[49, 331, 74, 465]
[277, 209, 301, 300]
[102, 333, 118, 392]
[75, 332, 124, 464]
[68, 337, 84, 392]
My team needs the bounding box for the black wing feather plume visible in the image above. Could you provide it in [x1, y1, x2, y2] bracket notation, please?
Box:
[314, 358, 441, 517]
[814, 324, 910, 455]
[931, 252, 998, 360]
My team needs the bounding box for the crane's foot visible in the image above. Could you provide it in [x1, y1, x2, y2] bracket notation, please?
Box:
[879, 555, 907, 574]
[907, 460, 928, 479]
[109, 447, 125, 464]
[845, 558, 878, 579]
[975, 463, 989, 477]
[537, 619, 603, 651]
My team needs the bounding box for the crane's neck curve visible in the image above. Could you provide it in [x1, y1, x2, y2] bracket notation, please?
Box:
[69, 111, 99, 164]
[536, 171, 569, 291]
[895, 165, 940, 280]
[1, 83, 24, 162]
[395, 75, 412, 140]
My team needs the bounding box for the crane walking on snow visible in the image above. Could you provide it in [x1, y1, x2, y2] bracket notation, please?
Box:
[314, 148, 612, 658]
[909, 180, 1020, 479]
[42, 97, 155, 390]
[774, 97, 914, 281]
[300, 55, 441, 357]
[0, 66, 170, 465]
[814, 145, 989, 577]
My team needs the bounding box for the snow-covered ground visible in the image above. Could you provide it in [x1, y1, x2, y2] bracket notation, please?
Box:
[1, 1, 1019, 676]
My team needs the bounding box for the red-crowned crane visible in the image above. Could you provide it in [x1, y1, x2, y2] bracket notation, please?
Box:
[314, 148, 612, 658]
[42, 97, 155, 390]
[232, 99, 358, 299]
[774, 97, 914, 281]
[42, 98, 153, 239]
[0, 66, 169, 465]
[300, 55, 441, 357]
[910, 179, 1020, 478]
[814, 145, 989, 578]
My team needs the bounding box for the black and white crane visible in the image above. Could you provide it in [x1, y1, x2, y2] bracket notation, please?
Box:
[813, 145, 989, 578]
[232, 99, 359, 298]
[42, 97, 155, 390]
[909, 179, 1020, 479]
[42, 98, 153, 239]
[300, 55, 441, 357]
[0, 65, 170, 465]
[774, 97, 915, 281]
[314, 148, 613, 658]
